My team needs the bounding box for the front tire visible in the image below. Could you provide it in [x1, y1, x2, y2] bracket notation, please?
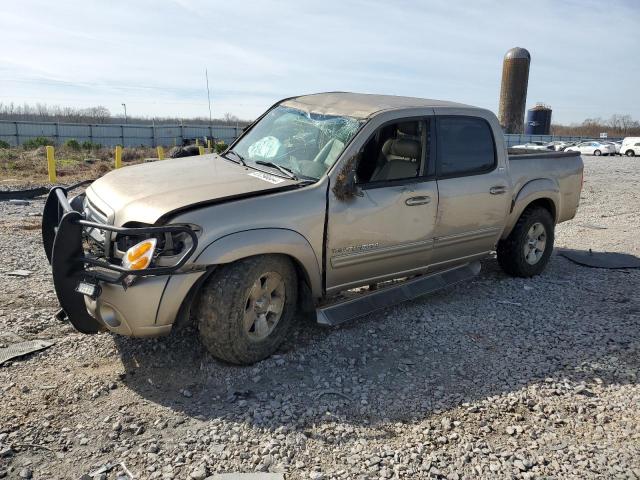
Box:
[497, 206, 555, 277]
[594, 149, 601, 156]
[626, 150, 635, 157]
[196, 255, 298, 364]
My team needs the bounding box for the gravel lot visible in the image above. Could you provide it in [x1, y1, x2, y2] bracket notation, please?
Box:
[0, 155, 638, 479]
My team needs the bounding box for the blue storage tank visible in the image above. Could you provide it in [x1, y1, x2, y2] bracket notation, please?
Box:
[525, 104, 552, 135]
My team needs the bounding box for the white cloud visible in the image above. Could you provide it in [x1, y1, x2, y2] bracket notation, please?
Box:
[0, 0, 638, 122]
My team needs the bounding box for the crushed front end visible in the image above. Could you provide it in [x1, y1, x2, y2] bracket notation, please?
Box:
[42, 185, 199, 335]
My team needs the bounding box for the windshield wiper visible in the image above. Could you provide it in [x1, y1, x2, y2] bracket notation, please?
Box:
[254, 160, 298, 180]
[224, 150, 246, 166]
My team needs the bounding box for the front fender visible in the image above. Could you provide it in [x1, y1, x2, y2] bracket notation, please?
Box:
[502, 178, 560, 239]
[194, 228, 323, 298]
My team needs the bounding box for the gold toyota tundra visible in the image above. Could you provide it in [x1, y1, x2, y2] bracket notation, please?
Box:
[42, 92, 583, 364]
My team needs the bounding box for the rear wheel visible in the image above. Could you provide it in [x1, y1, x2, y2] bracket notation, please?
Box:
[593, 149, 601, 156]
[196, 255, 298, 364]
[626, 150, 635, 157]
[497, 206, 555, 277]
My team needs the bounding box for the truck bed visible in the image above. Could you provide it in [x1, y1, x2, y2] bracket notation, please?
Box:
[506, 149, 583, 225]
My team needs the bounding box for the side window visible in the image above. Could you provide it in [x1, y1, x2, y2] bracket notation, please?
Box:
[437, 117, 495, 177]
[356, 120, 426, 183]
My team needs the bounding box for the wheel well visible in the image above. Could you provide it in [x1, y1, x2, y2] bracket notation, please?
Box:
[525, 198, 556, 223]
[174, 253, 315, 329]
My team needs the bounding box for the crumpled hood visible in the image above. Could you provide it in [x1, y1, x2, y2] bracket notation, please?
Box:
[86, 154, 297, 225]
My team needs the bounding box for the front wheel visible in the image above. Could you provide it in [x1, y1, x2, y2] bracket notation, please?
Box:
[626, 150, 635, 157]
[195, 255, 298, 364]
[593, 149, 601, 156]
[497, 206, 555, 277]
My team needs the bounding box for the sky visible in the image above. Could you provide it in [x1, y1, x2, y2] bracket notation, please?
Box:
[0, 0, 638, 124]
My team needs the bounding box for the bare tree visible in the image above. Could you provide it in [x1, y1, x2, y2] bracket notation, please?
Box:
[0, 101, 251, 126]
[551, 114, 640, 138]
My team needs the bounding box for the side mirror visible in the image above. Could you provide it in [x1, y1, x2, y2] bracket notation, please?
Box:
[332, 155, 363, 201]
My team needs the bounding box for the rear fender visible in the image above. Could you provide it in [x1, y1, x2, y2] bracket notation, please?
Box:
[194, 228, 322, 298]
[502, 178, 560, 239]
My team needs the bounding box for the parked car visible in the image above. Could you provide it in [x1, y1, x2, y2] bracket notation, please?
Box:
[42, 92, 584, 364]
[565, 141, 616, 156]
[621, 137, 640, 156]
[599, 141, 620, 155]
[611, 141, 622, 155]
[547, 141, 573, 151]
[512, 141, 554, 151]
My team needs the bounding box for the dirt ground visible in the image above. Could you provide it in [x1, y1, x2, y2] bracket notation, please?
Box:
[0, 155, 638, 479]
[0, 145, 157, 186]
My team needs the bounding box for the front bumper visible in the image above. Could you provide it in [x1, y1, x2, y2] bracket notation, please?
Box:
[42, 185, 199, 335]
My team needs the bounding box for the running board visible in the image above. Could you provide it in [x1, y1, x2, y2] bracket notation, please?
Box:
[316, 261, 481, 326]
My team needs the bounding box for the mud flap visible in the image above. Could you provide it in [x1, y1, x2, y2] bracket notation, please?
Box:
[51, 210, 102, 334]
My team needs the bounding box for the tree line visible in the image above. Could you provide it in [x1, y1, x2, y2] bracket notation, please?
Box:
[551, 114, 640, 138]
[0, 102, 249, 126]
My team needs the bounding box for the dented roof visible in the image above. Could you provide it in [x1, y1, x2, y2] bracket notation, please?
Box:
[281, 92, 475, 119]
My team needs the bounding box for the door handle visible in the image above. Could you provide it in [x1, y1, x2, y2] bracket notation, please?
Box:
[405, 196, 431, 206]
[489, 186, 507, 195]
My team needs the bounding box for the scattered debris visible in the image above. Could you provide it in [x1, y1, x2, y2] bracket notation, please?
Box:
[497, 300, 523, 306]
[6, 269, 33, 277]
[11, 443, 54, 452]
[206, 474, 285, 480]
[558, 248, 640, 269]
[0, 186, 48, 201]
[9, 199, 30, 206]
[0, 340, 54, 365]
[314, 389, 353, 402]
[79, 461, 135, 480]
[578, 223, 608, 230]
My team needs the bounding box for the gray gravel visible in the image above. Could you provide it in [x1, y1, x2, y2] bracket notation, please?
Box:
[0, 155, 639, 479]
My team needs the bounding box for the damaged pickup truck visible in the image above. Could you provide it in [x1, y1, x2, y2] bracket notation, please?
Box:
[42, 92, 583, 364]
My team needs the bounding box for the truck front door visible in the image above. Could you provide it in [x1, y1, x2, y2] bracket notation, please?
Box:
[326, 118, 438, 293]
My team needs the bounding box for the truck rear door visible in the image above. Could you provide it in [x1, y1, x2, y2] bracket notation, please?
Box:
[430, 114, 511, 267]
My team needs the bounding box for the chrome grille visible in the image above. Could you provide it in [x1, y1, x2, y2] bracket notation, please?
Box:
[83, 197, 110, 252]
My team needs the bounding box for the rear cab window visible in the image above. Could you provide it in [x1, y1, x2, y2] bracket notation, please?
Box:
[436, 116, 496, 177]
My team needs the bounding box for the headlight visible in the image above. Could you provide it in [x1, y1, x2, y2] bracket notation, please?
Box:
[122, 238, 157, 271]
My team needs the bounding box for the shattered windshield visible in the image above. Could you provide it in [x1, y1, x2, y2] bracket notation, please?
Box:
[230, 105, 363, 180]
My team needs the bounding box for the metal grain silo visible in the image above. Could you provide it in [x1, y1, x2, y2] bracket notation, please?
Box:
[498, 47, 531, 134]
[525, 103, 552, 135]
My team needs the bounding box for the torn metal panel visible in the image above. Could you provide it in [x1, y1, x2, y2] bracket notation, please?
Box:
[0, 340, 54, 365]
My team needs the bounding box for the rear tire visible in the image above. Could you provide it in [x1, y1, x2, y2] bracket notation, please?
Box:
[497, 206, 555, 278]
[594, 149, 601, 156]
[196, 255, 298, 365]
[626, 150, 635, 157]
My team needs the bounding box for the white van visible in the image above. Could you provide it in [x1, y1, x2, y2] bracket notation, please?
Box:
[620, 137, 640, 157]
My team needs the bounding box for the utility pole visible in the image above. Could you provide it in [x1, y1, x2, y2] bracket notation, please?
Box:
[205, 68, 212, 125]
[121, 103, 127, 124]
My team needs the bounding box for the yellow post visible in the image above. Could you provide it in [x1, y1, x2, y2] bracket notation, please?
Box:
[198, 146, 205, 155]
[195, 138, 199, 146]
[207, 139, 212, 152]
[157, 146, 165, 160]
[115, 145, 122, 169]
[45, 146, 56, 183]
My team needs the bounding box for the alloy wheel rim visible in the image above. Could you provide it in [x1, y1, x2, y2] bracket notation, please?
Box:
[243, 271, 285, 340]
[524, 222, 547, 265]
